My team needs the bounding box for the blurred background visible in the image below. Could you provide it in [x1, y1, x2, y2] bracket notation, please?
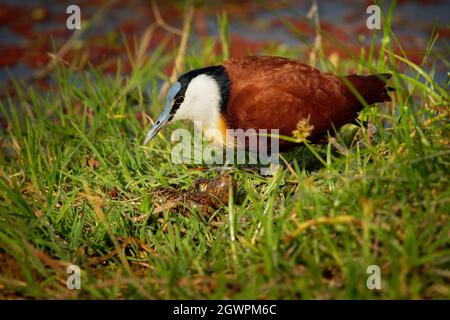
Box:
[0, 0, 448, 99]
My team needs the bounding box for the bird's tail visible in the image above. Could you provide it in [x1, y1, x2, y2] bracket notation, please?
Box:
[345, 73, 393, 105]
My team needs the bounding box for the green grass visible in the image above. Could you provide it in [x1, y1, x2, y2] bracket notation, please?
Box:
[0, 5, 449, 299]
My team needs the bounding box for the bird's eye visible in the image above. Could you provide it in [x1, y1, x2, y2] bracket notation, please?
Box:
[175, 96, 184, 105]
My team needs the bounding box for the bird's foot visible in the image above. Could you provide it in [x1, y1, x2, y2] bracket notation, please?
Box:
[354, 121, 378, 148]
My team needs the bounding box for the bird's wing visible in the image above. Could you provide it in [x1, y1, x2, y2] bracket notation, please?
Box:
[223, 56, 361, 145]
[225, 76, 348, 139]
[223, 56, 342, 98]
[226, 84, 325, 138]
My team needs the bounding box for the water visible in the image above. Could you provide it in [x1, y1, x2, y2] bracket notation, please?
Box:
[0, 0, 448, 89]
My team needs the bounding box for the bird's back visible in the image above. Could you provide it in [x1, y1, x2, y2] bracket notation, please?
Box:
[221, 56, 391, 149]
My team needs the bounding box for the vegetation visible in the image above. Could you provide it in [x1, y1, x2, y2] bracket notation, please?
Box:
[0, 2, 448, 299]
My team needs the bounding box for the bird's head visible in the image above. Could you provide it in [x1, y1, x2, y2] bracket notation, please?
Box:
[143, 65, 230, 146]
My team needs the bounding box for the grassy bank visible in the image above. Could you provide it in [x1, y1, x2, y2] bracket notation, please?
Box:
[0, 3, 449, 299]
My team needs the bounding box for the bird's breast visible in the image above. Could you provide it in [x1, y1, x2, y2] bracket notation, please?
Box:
[197, 114, 229, 147]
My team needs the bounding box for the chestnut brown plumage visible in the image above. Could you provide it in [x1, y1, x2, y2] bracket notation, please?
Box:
[222, 56, 391, 150]
[143, 56, 392, 151]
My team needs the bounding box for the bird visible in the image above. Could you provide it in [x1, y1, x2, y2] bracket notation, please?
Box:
[143, 56, 392, 151]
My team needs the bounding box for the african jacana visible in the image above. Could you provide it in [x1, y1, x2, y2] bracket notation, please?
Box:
[143, 56, 391, 150]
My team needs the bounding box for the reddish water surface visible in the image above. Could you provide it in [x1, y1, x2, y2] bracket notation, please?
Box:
[0, 0, 448, 96]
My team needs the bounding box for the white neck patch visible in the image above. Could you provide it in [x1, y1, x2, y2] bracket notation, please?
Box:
[171, 74, 222, 128]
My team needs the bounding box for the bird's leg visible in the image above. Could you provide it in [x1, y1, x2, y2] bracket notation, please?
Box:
[352, 119, 378, 147]
[260, 162, 280, 176]
[317, 119, 379, 155]
[329, 136, 349, 155]
[317, 132, 349, 156]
